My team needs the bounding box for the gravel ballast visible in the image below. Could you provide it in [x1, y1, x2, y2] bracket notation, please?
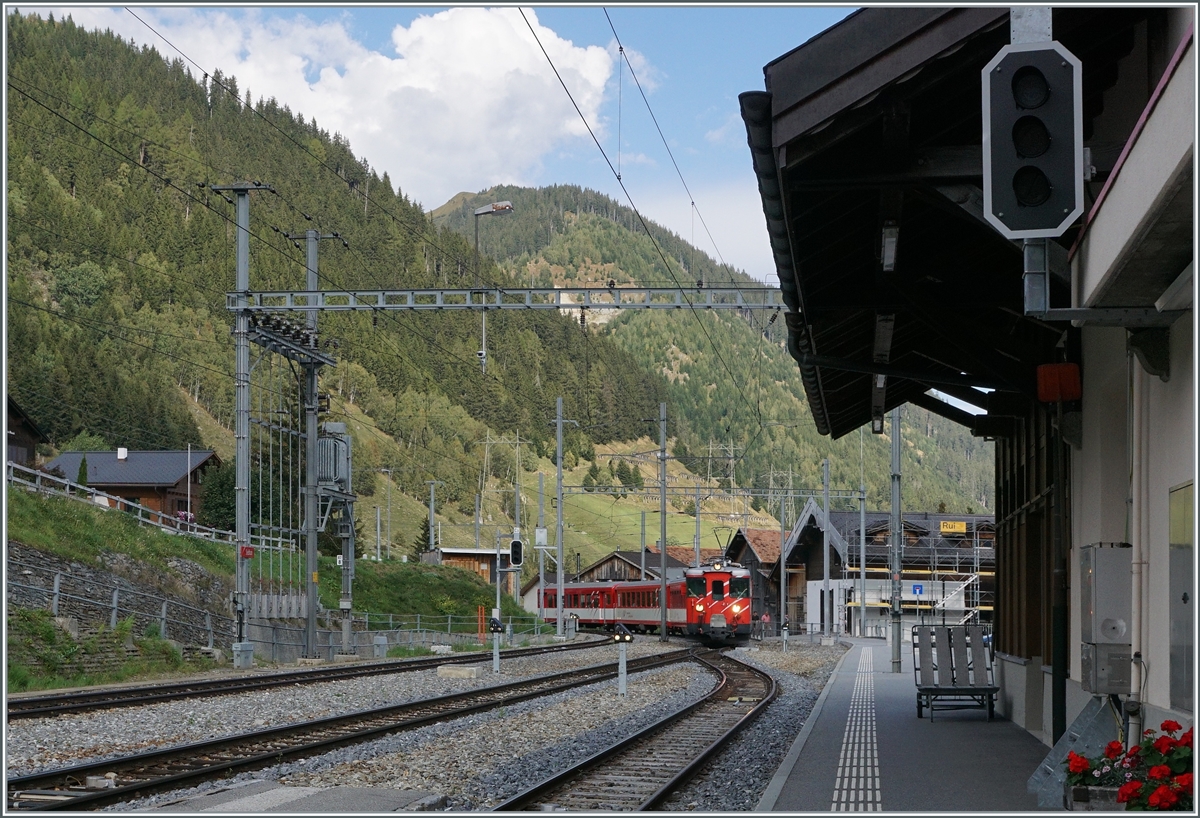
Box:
[5, 638, 847, 811]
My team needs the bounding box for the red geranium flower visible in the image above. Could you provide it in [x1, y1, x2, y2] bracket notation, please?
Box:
[1161, 720, 1183, 734]
[1128, 745, 1144, 758]
[1155, 735, 1179, 755]
[1181, 728, 1193, 749]
[1174, 772, 1193, 793]
[1118, 781, 1144, 803]
[1106, 740, 1125, 759]
[1068, 750, 1091, 774]
[1148, 784, 1180, 809]
[1150, 765, 1173, 780]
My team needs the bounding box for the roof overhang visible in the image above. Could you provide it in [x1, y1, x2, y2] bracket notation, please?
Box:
[742, 7, 1165, 439]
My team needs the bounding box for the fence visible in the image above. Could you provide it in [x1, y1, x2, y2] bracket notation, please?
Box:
[7, 461, 238, 546]
[7, 553, 553, 663]
[6, 556, 231, 649]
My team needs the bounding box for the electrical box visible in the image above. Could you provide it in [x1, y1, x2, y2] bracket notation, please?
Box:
[317, 422, 352, 490]
[1080, 543, 1131, 644]
[1080, 543, 1132, 695]
[1082, 641, 1131, 695]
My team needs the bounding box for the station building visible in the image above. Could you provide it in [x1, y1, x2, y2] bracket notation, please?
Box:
[740, 6, 1193, 746]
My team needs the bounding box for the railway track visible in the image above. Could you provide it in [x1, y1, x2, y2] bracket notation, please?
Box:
[6, 639, 608, 721]
[493, 649, 776, 811]
[6, 648, 695, 811]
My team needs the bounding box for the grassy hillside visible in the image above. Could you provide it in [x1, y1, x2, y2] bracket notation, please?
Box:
[5, 489, 527, 620]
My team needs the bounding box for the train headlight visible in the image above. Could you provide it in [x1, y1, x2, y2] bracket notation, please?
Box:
[732, 604, 742, 614]
[695, 602, 705, 613]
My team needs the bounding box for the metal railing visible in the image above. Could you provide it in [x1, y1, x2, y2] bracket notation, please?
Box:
[8, 554, 552, 663]
[6, 558, 230, 649]
[6, 461, 238, 546]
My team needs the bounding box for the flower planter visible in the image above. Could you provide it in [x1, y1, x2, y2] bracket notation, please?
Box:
[1068, 785, 1125, 811]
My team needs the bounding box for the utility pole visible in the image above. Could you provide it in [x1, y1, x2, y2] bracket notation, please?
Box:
[552, 397, 577, 637]
[217, 181, 273, 668]
[693, 482, 702, 567]
[513, 433, 521, 603]
[286, 225, 339, 660]
[779, 490, 788, 642]
[659, 403, 668, 642]
[890, 406, 903, 673]
[641, 511, 647, 580]
[426, 481, 443, 554]
[475, 493, 481, 550]
[860, 481, 867, 638]
[375, 506, 381, 561]
[538, 473, 545, 622]
[379, 467, 393, 560]
[823, 458, 831, 637]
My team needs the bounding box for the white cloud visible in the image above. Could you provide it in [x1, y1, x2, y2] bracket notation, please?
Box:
[704, 111, 743, 146]
[607, 40, 660, 93]
[30, 6, 613, 210]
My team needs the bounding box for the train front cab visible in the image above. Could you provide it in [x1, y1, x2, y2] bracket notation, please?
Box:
[685, 565, 752, 643]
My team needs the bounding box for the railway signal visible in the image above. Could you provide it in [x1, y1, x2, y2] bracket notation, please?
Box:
[615, 624, 634, 696]
[982, 41, 1083, 239]
[509, 539, 523, 567]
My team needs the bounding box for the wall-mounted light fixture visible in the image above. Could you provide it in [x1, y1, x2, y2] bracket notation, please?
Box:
[881, 221, 900, 271]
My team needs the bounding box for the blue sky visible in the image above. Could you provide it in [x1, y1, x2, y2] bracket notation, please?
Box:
[27, 5, 856, 281]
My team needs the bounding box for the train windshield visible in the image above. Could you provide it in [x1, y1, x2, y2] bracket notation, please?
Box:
[729, 577, 750, 598]
[686, 577, 706, 597]
[711, 579, 725, 600]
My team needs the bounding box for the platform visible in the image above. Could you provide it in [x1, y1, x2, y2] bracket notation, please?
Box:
[758, 638, 1050, 812]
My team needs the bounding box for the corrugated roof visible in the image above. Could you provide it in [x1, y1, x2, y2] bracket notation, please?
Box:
[741, 529, 782, 565]
[45, 450, 219, 487]
[645, 545, 723, 567]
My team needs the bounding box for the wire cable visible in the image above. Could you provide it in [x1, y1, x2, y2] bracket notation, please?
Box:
[519, 8, 759, 426]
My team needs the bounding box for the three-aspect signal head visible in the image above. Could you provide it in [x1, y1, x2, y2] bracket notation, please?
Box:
[982, 41, 1083, 239]
[614, 623, 634, 643]
[489, 617, 504, 634]
[509, 540, 523, 567]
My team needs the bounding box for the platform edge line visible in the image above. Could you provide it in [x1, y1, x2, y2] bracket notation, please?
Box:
[755, 639, 859, 813]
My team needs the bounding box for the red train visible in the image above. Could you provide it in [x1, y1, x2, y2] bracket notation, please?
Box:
[540, 559, 752, 643]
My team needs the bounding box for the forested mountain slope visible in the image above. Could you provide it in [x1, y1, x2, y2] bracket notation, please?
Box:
[437, 186, 994, 513]
[5, 13, 991, 523]
[5, 13, 662, 511]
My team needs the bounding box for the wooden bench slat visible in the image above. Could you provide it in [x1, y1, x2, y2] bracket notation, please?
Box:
[950, 627, 971, 688]
[966, 624, 990, 686]
[916, 625, 936, 687]
[934, 626, 954, 687]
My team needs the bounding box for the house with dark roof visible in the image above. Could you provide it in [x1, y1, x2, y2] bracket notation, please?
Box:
[6, 395, 49, 466]
[45, 448, 220, 521]
[726, 501, 995, 634]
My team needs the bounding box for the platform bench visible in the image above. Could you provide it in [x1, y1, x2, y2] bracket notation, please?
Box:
[912, 624, 998, 721]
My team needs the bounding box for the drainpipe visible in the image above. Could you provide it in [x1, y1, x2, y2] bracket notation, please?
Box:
[1127, 357, 1145, 746]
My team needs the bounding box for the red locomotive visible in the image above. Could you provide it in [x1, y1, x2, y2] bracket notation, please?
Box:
[540, 559, 752, 644]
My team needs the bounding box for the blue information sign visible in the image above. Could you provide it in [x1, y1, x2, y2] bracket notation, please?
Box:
[913, 583, 924, 595]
